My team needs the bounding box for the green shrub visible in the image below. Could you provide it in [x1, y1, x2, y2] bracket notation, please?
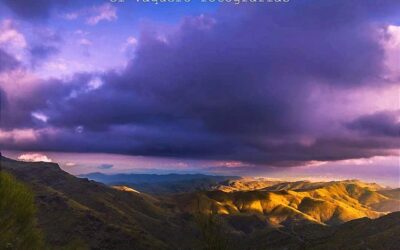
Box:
[0, 172, 44, 249]
[195, 213, 229, 250]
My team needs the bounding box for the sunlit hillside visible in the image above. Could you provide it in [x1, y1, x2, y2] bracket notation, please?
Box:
[178, 180, 400, 226]
[214, 178, 283, 192]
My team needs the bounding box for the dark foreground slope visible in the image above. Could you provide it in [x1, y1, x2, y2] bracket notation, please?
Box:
[2, 157, 400, 250]
[225, 211, 400, 250]
[1, 157, 199, 250]
[308, 211, 400, 250]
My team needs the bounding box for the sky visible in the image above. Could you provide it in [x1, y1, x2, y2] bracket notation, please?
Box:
[0, 0, 399, 186]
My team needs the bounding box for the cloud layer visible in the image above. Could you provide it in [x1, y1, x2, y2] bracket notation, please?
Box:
[0, 1, 399, 167]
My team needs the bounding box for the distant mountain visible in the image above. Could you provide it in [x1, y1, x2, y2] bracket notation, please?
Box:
[2, 157, 399, 250]
[81, 172, 238, 184]
[81, 172, 240, 194]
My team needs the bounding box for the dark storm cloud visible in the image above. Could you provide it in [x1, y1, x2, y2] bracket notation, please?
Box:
[46, 1, 386, 133]
[347, 111, 400, 137]
[0, 74, 83, 129]
[1, 1, 399, 165]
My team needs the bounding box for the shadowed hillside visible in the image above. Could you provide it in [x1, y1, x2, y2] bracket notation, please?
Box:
[308, 211, 400, 250]
[227, 212, 400, 250]
[1, 157, 200, 250]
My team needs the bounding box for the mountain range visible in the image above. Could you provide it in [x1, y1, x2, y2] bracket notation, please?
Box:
[1, 157, 399, 250]
[81, 172, 239, 194]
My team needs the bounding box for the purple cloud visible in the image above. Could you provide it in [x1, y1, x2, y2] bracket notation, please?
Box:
[0, 0, 68, 20]
[0, 1, 399, 166]
[0, 49, 19, 72]
[347, 110, 400, 137]
[29, 45, 59, 66]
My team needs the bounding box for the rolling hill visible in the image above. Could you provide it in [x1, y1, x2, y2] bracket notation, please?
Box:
[214, 178, 283, 192]
[177, 179, 399, 226]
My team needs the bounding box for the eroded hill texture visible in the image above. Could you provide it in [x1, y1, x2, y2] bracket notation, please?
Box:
[179, 179, 400, 226]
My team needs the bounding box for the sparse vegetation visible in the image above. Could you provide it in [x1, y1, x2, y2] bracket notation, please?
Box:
[0, 171, 44, 250]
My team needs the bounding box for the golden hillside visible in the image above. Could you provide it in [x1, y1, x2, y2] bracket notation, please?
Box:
[177, 180, 400, 226]
[214, 178, 283, 192]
